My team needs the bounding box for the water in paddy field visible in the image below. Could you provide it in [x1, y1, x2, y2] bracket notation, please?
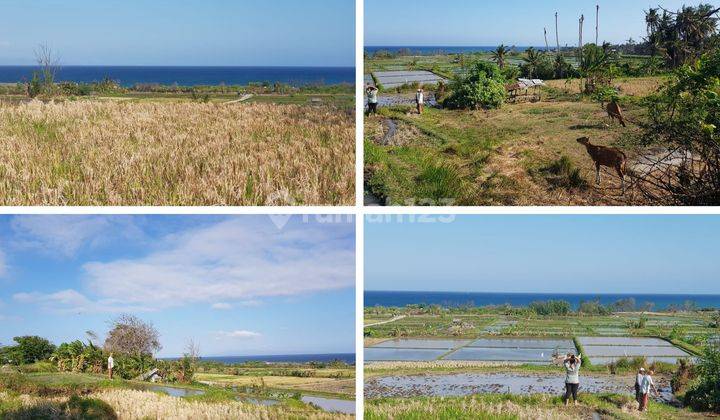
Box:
[301, 396, 355, 415]
[364, 372, 675, 403]
[365, 291, 720, 310]
[0, 66, 355, 87]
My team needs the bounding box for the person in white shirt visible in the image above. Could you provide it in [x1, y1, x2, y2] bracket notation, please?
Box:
[366, 84, 379, 115]
[563, 353, 582, 406]
[639, 370, 659, 411]
[415, 88, 424, 114]
[107, 353, 115, 380]
[635, 368, 645, 407]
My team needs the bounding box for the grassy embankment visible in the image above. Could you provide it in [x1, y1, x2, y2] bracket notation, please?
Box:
[0, 367, 354, 419]
[365, 393, 711, 420]
[364, 52, 669, 205]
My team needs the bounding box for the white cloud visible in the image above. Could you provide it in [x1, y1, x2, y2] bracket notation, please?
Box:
[10, 215, 143, 258]
[214, 330, 261, 340]
[80, 218, 354, 308]
[14, 218, 354, 313]
[13, 289, 152, 314]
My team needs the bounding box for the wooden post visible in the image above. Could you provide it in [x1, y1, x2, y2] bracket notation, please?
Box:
[544, 28, 550, 52]
[596, 5, 600, 45]
[555, 12, 560, 54]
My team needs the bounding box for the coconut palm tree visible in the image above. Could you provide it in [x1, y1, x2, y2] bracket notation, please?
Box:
[491, 44, 513, 69]
[523, 47, 542, 78]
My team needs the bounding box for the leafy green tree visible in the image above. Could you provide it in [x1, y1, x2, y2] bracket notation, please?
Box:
[444, 61, 507, 110]
[638, 49, 720, 204]
[12, 336, 55, 364]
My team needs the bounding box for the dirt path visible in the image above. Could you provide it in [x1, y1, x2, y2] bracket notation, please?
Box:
[225, 94, 254, 104]
[365, 315, 406, 327]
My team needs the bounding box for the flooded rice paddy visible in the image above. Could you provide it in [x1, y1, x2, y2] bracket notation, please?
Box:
[135, 384, 353, 413]
[301, 396, 355, 414]
[369, 70, 448, 89]
[577, 336, 692, 365]
[366, 338, 576, 363]
[366, 336, 692, 365]
[364, 372, 675, 403]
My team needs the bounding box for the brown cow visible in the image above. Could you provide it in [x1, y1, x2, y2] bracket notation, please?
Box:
[577, 137, 628, 193]
[606, 100, 627, 127]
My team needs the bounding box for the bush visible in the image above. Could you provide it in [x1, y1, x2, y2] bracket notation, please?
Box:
[444, 61, 507, 110]
[684, 346, 720, 412]
[529, 300, 571, 316]
[638, 49, 720, 205]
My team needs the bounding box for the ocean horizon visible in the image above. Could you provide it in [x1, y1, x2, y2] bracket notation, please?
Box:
[0, 65, 355, 87]
[161, 353, 355, 365]
[366, 291, 720, 310]
[365, 45, 549, 55]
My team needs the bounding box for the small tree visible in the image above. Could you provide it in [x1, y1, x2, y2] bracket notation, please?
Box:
[637, 49, 720, 205]
[32, 43, 60, 95]
[13, 336, 55, 364]
[444, 61, 507, 110]
[104, 314, 162, 357]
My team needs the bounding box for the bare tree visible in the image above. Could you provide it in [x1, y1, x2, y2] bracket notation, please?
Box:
[104, 314, 162, 356]
[34, 43, 60, 87]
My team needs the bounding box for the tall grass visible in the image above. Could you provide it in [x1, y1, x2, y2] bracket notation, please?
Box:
[0, 389, 353, 419]
[0, 100, 354, 205]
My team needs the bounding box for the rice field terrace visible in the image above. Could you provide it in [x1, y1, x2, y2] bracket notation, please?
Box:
[0, 366, 356, 419]
[363, 306, 719, 418]
[0, 93, 355, 206]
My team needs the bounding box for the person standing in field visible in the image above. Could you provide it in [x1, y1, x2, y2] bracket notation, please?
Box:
[635, 367, 645, 407]
[415, 88, 424, 114]
[639, 369, 659, 411]
[366, 84, 379, 115]
[107, 353, 114, 380]
[563, 353, 582, 406]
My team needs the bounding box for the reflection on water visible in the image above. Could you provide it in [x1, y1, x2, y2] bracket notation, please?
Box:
[143, 385, 205, 398]
[365, 372, 676, 404]
[301, 396, 355, 414]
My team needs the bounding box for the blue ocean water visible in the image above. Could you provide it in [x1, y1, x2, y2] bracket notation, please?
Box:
[164, 353, 355, 364]
[365, 291, 720, 310]
[365, 46, 547, 55]
[0, 66, 354, 87]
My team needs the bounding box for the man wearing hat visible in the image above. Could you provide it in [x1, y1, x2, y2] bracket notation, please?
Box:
[415, 88, 424, 114]
[635, 368, 645, 407]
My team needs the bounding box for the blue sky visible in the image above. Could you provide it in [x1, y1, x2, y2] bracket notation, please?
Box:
[0, 215, 355, 358]
[0, 0, 355, 66]
[365, 215, 720, 295]
[365, 0, 712, 46]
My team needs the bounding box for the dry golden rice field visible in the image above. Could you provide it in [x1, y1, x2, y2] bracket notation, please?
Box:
[1, 389, 352, 420]
[0, 100, 355, 206]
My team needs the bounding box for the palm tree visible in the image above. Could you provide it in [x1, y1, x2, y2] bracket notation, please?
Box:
[645, 8, 660, 36]
[523, 47, 542, 78]
[491, 44, 513, 69]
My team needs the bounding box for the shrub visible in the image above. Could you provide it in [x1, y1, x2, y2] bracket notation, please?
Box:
[684, 345, 720, 412]
[444, 61, 507, 110]
[529, 300, 571, 316]
[638, 49, 720, 205]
